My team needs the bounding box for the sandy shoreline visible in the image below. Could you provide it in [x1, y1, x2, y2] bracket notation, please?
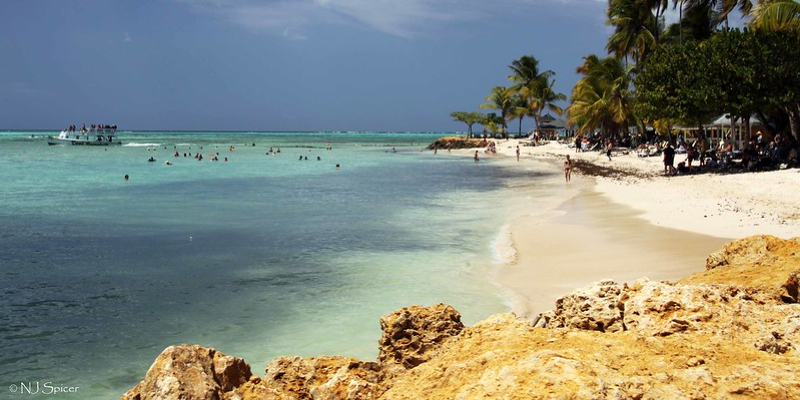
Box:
[460, 139, 800, 319]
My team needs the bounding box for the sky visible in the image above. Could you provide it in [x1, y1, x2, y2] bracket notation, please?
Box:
[0, 0, 619, 132]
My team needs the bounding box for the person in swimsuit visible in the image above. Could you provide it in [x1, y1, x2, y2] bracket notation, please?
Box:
[564, 155, 572, 182]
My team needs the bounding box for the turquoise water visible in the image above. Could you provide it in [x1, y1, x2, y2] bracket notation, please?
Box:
[0, 131, 544, 398]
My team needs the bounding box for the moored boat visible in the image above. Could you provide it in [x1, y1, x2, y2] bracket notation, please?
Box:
[47, 124, 121, 146]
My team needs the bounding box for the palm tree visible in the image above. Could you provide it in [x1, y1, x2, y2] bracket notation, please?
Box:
[718, 0, 754, 25]
[679, 0, 753, 28]
[567, 55, 636, 139]
[507, 55, 554, 91]
[662, 0, 718, 43]
[750, 0, 800, 30]
[530, 81, 567, 134]
[607, 0, 664, 66]
[480, 86, 512, 136]
[508, 95, 530, 137]
[506, 55, 565, 135]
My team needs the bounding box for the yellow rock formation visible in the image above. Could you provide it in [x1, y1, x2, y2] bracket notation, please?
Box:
[123, 236, 800, 399]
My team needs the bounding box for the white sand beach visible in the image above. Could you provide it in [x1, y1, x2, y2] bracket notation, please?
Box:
[467, 139, 800, 319]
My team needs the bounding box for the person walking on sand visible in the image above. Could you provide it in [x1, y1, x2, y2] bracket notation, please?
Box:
[516, 145, 520, 161]
[474, 150, 479, 162]
[564, 155, 572, 182]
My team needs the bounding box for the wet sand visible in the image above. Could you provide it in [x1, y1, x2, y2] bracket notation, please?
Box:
[498, 176, 730, 319]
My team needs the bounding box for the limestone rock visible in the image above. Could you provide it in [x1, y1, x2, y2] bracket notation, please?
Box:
[705, 235, 791, 271]
[427, 137, 485, 150]
[123, 236, 800, 399]
[690, 235, 800, 291]
[620, 279, 800, 346]
[226, 376, 285, 400]
[540, 280, 624, 332]
[377, 303, 463, 368]
[754, 331, 794, 354]
[379, 314, 800, 399]
[783, 270, 800, 303]
[121, 345, 251, 400]
[213, 352, 252, 392]
[262, 356, 394, 399]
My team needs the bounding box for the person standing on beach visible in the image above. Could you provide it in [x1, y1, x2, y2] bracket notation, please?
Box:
[474, 150, 479, 162]
[663, 142, 676, 175]
[698, 134, 708, 167]
[516, 145, 520, 161]
[564, 155, 572, 182]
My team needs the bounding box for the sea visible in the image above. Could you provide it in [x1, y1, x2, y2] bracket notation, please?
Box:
[0, 130, 556, 398]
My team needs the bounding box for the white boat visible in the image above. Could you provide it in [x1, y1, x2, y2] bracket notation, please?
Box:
[47, 126, 121, 146]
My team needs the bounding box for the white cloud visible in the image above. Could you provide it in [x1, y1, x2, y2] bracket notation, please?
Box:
[170, 0, 497, 39]
[312, 0, 462, 38]
[282, 27, 308, 41]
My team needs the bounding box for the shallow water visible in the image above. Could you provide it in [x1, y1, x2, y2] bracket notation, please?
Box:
[0, 131, 551, 398]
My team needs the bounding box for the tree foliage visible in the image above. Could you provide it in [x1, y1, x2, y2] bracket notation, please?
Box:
[480, 86, 513, 135]
[506, 55, 565, 134]
[636, 29, 800, 139]
[751, 0, 800, 31]
[606, 0, 664, 66]
[450, 111, 485, 137]
[567, 55, 636, 137]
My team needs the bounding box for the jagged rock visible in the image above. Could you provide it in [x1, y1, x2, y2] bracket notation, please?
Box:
[213, 352, 252, 393]
[619, 279, 800, 350]
[783, 270, 800, 303]
[427, 137, 485, 150]
[225, 376, 283, 400]
[261, 356, 394, 399]
[705, 235, 793, 271]
[540, 280, 624, 332]
[120, 345, 251, 400]
[377, 303, 463, 369]
[379, 313, 800, 399]
[754, 331, 794, 354]
[692, 235, 800, 290]
[123, 236, 800, 399]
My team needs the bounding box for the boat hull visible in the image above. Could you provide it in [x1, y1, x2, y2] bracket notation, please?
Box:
[47, 137, 122, 146]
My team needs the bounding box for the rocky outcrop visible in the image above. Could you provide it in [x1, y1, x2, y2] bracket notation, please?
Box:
[427, 137, 486, 150]
[259, 356, 395, 399]
[687, 234, 800, 302]
[120, 345, 252, 400]
[121, 304, 456, 400]
[536, 280, 624, 332]
[377, 303, 463, 369]
[123, 236, 800, 399]
[379, 314, 800, 399]
[621, 279, 800, 344]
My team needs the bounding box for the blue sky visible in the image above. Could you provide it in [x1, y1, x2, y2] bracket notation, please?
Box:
[1, 0, 616, 132]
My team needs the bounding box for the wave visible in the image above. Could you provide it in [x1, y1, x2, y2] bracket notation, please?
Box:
[490, 223, 517, 265]
[123, 143, 161, 147]
[488, 223, 534, 316]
